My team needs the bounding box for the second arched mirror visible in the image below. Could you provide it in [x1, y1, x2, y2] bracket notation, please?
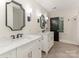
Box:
[40, 15, 46, 29]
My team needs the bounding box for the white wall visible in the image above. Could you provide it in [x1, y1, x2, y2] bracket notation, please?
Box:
[49, 9, 79, 45]
[0, 0, 48, 42]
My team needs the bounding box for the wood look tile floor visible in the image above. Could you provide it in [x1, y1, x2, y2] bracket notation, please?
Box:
[42, 41, 79, 58]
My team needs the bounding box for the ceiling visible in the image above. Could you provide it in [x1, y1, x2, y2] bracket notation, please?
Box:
[35, 0, 79, 12]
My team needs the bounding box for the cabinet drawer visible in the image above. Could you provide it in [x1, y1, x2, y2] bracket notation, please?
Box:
[32, 39, 42, 58]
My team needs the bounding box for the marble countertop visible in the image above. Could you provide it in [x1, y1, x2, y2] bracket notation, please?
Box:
[0, 34, 42, 55]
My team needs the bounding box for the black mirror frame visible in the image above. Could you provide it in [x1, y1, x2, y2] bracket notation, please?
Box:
[40, 15, 46, 29]
[6, 0, 25, 31]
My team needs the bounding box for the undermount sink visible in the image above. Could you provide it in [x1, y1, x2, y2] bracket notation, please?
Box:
[24, 34, 41, 39]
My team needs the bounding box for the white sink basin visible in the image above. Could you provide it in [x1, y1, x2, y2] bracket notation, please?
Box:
[24, 34, 40, 39]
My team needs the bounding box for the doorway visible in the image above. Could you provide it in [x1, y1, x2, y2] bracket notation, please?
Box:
[50, 17, 59, 41]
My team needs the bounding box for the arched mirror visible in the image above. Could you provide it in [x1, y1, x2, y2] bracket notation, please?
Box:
[40, 15, 46, 29]
[6, 0, 25, 31]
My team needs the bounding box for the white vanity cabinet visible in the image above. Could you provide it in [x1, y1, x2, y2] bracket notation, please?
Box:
[41, 32, 54, 54]
[0, 49, 17, 58]
[17, 44, 33, 58]
[0, 35, 42, 58]
[17, 39, 41, 58]
[32, 39, 41, 58]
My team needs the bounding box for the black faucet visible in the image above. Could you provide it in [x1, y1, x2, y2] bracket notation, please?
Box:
[11, 35, 15, 39]
[16, 34, 23, 38]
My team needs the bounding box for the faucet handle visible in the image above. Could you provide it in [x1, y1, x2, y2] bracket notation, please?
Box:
[11, 35, 15, 39]
[16, 33, 23, 38]
[19, 34, 23, 37]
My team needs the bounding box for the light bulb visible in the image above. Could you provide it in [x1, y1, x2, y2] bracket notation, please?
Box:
[26, 6, 32, 16]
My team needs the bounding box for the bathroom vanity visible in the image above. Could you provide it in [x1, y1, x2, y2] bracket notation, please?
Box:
[2, 0, 53, 58]
[40, 32, 54, 54]
[0, 35, 42, 58]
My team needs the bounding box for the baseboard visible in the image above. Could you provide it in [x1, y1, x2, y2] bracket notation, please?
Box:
[60, 39, 79, 45]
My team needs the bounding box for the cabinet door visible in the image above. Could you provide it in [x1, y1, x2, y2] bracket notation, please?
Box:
[0, 49, 16, 58]
[17, 43, 33, 58]
[42, 32, 54, 54]
[42, 34, 49, 51]
[32, 39, 42, 58]
[17, 39, 42, 58]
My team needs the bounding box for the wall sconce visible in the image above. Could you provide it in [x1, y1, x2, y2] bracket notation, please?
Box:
[36, 11, 42, 23]
[26, 6, 32, 22]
